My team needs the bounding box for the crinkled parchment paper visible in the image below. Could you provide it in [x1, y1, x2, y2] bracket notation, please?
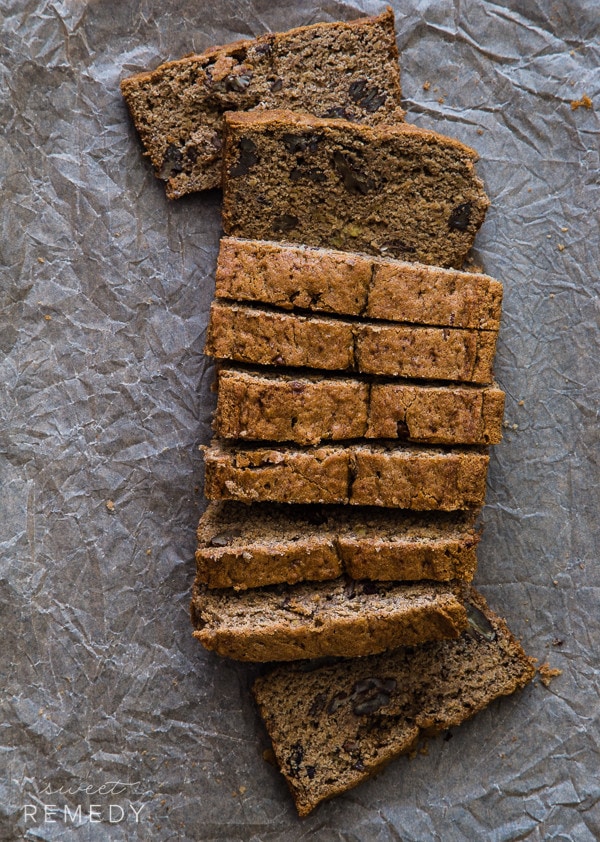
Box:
[2, 1, 599, 839]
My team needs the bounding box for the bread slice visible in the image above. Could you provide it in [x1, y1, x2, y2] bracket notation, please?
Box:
[214, 367, 505, 446]
[191, 578, 468, 661]
[206, 302, 498, 384]
[196, 502, 479, 590]
[252, 588, 535, 815]
[120, 10, 403, 198]
[216, 238, 503, 330]
[222, 110, 489, 268]
[202, 440, 489, 510]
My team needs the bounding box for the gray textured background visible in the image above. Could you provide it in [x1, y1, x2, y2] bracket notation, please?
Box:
[2, 0, 599, 839]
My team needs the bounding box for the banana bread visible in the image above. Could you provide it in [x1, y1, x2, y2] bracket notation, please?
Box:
[253, 588, 535, 815]
[216, 238, 503, 330]
[196, 502, 479, 590]
[191, 578, 468, 661]
[221, 110, 489, 268]
[214, 367, 505, 446]
[202, 440, 489, 510]
[120, 9, 403, 198]
[206, 302, 498, 384]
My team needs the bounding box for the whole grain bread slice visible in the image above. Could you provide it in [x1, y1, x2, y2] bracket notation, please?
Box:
[252, 587, 535, 816]
[216, 238, 503, 330]
[222, 110, 489, 268]
[214, 367, 505, 446]
[206, 302, 498, 384]
[191, 578, 468, 661]
[120, 9, 403, 197]
[202, 440, 489, 510]
[196, 501, 479, 590]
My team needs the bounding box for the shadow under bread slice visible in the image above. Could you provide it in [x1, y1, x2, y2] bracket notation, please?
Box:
[120, 9, 403, 198]
[221, 110, 489, 269]
[216, 237, 503, 331]
[205, 302, 498, 384]
[191, 578, 468, 661]
[214, 367, 505, 446]
[196, 502, 479, 590]
[202, 440, 489, 510]
[252, 587, 536, 816]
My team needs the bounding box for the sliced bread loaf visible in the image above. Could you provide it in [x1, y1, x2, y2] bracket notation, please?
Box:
[222, 110, 489, 268]
[252, 588, 535, 815]
[214, 367, 505, 446]
[121, 10, 403, 197]
[191, 578, 468, 661]
[216, 238, 503, 330]
[196, 502, 479, 590]
[202, 440, 489, 510]
[206, 302, 498, 384]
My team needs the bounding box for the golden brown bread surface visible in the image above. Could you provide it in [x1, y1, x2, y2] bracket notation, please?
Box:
[196, 501, 480, 590]
[253, 588, 536, 816]
[214, 367, 505, 446]
[206, 302, 498, 384]
[202, 440, 490, 510]
[222, 110, 489, 268]
[121, 10, 403, 197]
[216, 237, 503, 330]
[191, 578, 468, 661]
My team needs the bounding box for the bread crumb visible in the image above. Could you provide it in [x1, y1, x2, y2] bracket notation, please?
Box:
[518, 400, 525, 406]
[437, 96, 445, 104]
[239, 785, 247, 794]
[44, 314, 52, 321]
[537, 662, 562, 687]
[37, 257, 45, 264]
[423, 81, 431, 91]
[571, 94, 592, 110]
[549, 293, 555, 299]
[477, 128, 484, 135]
[561, 227, 569, 232]
[558, 244, 565, 251]
[106, 500, 115, 512]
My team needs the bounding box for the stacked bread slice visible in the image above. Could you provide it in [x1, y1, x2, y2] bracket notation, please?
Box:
[121, 7, 534, 817]
[195, 235, 503, 658]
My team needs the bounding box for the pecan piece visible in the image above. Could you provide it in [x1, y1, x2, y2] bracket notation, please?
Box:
[448, 202, 473, 231]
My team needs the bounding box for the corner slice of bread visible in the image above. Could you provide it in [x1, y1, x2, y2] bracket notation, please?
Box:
[252, 587, 535, 815]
